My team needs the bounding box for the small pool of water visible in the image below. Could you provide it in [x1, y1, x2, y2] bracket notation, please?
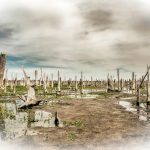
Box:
[68, 93, 99, 99]
[118, 100, 150, 122]
[0, 100, 63, 141]
[67, 89, 101, 99]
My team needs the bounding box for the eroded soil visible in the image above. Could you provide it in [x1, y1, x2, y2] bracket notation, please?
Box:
[10, 95, 147, 149]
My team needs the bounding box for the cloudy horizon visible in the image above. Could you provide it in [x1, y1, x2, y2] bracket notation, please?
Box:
[0, 0, 150, 79]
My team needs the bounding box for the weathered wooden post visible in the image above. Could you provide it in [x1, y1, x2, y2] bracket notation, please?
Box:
[5, 69, 8, 86]
[10, 73, 14, 90]
[134, 75, 137, 95]
[60, 77, 62, 88]
[40, 68, 43, 86]
[74, 76, 78, 98]
[35, 70, 38, 86]
[137, 66, 150, 107]
[22, 77, 26, 86]
[46, 75, 49, 87]
[51, 73, 54, 89]
[120, 79, 123, 91]
[57, 71, 61, 92]
[91, 76, 93, 94]
[107, 74, 114, 92]
[132, 72, 135, 94]
[68, 78, 71, 89]
[107, 78, 114, 92]
[75, 76, 78, 91]
[13, 75, 17, 95]
[23, 68, 31, 87]
[146, 65, 150, 109]
[113, 79, 116, 90]
[4, 79, 7, 93]
[83, 76, 86, 89]
[80, 72, 83, 94]
[106, 73, 109, 92]
[0, 53, 6, 89]
[117, 69, 120, 91]
[137, 85, 140, 107]
[43, 73, 48, 93]
[4, 69, 8, 93]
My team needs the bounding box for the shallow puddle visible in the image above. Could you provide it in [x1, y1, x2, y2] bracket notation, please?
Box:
[67, 89, 101, 99]
[69, 93, 99, 99]
[118, 100, 150, 122]
[0, 99, 63, 141]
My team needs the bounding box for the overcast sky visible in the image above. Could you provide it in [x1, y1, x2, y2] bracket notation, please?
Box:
[0, 0, 150, 79]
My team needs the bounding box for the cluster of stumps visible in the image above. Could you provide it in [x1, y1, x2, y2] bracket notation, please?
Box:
[0, 53, 150, 110]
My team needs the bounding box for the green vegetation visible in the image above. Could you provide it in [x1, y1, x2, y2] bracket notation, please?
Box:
[64, 120, 84, 129]
[67, 132, 77, 141]
[97, 92, 113, 99]
[0, 105, 16, 120]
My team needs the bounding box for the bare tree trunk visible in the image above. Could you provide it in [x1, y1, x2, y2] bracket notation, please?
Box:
[132, 72, 135, 94]
[40, 68, 43, 86]
[80, 72, 83, 94]
[137, 85, 140, 107]
[35, 70, 38, 86]
[117, 69, 120, 91]
[4, 69, 8, 93]
[51, 73, 54, 89]
[43, 73, 48, 93]
[13, 76, 17, 95]
[147, 65, 150, 108]
[0, 53, 6, 89]
[75, 76, 78, 91]
[91, 76, 93, 93]
[57, 71, 61, 92]
[11, 73, 14, 90]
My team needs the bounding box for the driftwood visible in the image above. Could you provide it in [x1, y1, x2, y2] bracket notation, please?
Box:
[18, 68, 42, 109]
[18, 85, 41, 109]
[107, 88, 120, 93]
[18, 100, 42, 109]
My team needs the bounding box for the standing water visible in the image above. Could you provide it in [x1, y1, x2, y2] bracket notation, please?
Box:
[0, 99, 63, 141]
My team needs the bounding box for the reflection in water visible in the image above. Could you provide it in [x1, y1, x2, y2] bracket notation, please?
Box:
[68, 89, 102, 99]
[119, 100, 150, 122]
[0, 100, 63, 141]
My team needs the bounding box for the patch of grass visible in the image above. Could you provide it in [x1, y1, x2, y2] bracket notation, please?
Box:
[0, 106, 15, 120]
[67, 132, 77, 141]
[64, 120, 84, 129]
[74, 120, 84, 128]
[97, 92, 112, 99]
[16, 86, 27, 91]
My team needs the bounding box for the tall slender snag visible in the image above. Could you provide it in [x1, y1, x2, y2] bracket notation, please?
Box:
[0, 53, 6, 88]
[147, 65, 150, 108]
[51, 73, 54, 89]
[57, 71, 61, 92]
[35, 70, 38, 86]
[137, 85, 140, 107]
[117, 69, 120, 91]
[80, 72, 83, 94]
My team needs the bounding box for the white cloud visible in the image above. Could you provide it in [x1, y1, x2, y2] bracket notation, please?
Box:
[0, 0, 150, 78]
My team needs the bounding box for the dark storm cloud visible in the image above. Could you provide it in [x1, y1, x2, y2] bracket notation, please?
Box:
[133, 16, 150, 34]
[1, 0, 150, 77]
[80, 9, 113, 31]
[0, 25, 14, 39]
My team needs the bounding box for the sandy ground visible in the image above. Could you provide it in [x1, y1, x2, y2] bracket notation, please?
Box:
[9, 94, 148, 150]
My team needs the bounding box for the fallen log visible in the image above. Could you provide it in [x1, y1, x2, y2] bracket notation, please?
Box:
[107, 88, 120, 93]
[18, 100, 42, 109]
